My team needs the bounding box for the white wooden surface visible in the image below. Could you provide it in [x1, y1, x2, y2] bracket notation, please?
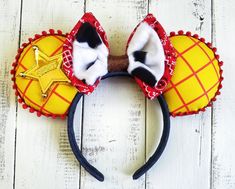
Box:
[0, 0, 234, 189]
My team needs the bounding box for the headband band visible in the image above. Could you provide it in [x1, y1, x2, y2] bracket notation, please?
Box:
[67, 72, 170, 181]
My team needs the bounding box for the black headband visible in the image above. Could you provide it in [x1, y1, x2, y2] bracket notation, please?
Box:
[67, 72, 170, 181]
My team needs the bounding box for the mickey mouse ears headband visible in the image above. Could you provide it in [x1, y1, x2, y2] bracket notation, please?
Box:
[11, 13, 223, 181]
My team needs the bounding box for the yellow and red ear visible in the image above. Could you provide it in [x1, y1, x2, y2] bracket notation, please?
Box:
[11, 30, 78, 118]
[163, 31, 223, 116]
[126, 14, 176, 100]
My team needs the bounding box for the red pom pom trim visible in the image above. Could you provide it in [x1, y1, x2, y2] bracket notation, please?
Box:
[168, 30, 223, 117]
[11, 30, 68, 119]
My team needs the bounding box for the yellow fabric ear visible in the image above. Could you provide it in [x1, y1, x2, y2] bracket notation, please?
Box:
[163, 33, 222, 116]
[14, 34, 78, 117]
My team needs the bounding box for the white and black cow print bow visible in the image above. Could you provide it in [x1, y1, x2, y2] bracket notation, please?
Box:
[62, 13, 175, 99]
[72, 20, 165, 88]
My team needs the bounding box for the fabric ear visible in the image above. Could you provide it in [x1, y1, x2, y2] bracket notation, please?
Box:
[62, 12, 109, 94]
[127, 22, 166, 87]
[72, 22, 109, 85]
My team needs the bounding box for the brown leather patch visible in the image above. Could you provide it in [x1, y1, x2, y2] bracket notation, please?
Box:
[108, 55, 129, 72]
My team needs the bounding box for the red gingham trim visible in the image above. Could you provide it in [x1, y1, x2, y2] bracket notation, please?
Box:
[62, 12, 109, 95]
[10, 30, 68, 119]
[126, 13, 176, 100]
[167, 30, 224, 117]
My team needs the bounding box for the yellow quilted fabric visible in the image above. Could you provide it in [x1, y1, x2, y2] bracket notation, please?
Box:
[163, 35, 221, 116]
[15, 35, 78, 117]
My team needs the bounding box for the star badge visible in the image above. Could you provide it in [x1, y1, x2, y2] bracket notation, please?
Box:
[19, 45, 70, 97]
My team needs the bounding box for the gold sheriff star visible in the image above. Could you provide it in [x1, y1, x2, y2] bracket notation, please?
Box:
[19, 46, 70, 97]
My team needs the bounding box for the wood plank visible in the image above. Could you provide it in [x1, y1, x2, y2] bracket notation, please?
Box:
[0, 0, 21, 188]
[146, 1, 212, 188]
[3, 0, 233, 188]
[212, 0, 235, 188]
[80, 0, 148, 188]
[14, 1, 84, 189]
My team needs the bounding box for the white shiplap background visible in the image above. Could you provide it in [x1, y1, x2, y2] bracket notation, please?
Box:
[0, 0, 234, 189]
